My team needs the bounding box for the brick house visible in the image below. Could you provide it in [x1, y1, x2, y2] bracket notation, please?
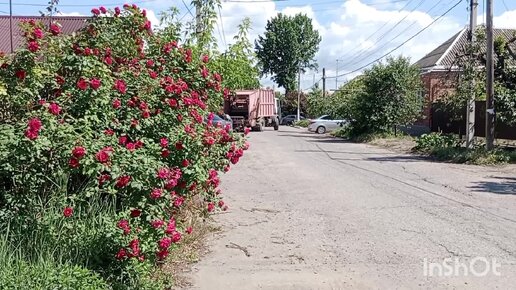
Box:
[414, 26, 516, 128]
[0, 16, 90, 53]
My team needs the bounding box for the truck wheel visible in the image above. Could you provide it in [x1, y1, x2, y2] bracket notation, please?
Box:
[273, 117, 279, 130]
[257, 119, 265, 132]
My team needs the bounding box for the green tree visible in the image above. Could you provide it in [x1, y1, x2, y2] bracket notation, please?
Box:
[349, 56, 422, 134]
[255, 13, 321, 93]
[211, 18, 260, 90]
[305, 86, 325, 118]
[444, 28, 516, 125]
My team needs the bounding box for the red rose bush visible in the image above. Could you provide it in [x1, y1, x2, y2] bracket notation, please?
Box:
[0, 4, 247, 287]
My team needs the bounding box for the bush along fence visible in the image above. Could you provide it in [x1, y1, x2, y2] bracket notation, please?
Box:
[0, 5, 248, 288]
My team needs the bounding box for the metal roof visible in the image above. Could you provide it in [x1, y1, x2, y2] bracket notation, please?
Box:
[415, 26, 516, 71]
[0, 16, 90, 53]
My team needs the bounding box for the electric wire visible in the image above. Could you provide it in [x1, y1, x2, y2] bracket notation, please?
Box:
[328, 0, 463, 79]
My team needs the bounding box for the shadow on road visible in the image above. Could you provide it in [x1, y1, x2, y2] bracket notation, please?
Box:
[469, 177, 516, 195]
[364, 155, 429, 162]
[295, 150, 397, 155]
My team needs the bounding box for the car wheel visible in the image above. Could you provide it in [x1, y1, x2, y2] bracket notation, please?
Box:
[316, 126, 326, 134]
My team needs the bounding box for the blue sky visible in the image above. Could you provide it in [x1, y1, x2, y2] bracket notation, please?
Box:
[2, 0, 516, 90]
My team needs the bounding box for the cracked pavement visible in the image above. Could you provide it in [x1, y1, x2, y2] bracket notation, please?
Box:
[186, 127, 516, 289]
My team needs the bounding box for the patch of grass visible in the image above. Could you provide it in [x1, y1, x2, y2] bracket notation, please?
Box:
[331, 126, 408, 143]
[0, 229, 110, 290]
[293, 119, 310, 127]
[412, 133, 516, 165]
[429, 147, 516, 165]
[161, 210, 219, 288]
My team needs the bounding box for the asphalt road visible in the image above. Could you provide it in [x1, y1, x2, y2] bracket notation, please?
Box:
[187, 126, 516, 289]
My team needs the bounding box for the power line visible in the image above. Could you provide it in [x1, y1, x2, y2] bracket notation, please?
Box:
[181, 0, 195, 18]
[502, 0, 509, 11]
[337, 0, 419, 66]
[328, 0, 463, 79]
[177, 11, 190, 22]
[225, 0, 409, 6]
[224, 0, 290, 2]
[303, 77, 322, 91]
[0, 0, 160, 7]
[218, 5, 227, 49]
[343, 0, 447, 70]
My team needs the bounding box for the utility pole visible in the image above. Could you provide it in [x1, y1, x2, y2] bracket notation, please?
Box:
[466, 0, 478, 149]
[486, 0, 495, 150]
[297, 67, 301, 121]
[195, 0, 203, 37]
[9, 0, 13, 53]
[336, 59, 342, 90]
[322, 68, 326, 98]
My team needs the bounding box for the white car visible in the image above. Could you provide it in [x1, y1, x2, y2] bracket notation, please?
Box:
[308, 115, 347, 134]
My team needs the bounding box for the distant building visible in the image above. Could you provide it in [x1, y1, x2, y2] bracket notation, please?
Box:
[414, 26, 516, 128]
[0, 16, 90, 53]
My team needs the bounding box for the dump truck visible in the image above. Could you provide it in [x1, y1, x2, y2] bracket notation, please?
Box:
[224, 89, 279, 132]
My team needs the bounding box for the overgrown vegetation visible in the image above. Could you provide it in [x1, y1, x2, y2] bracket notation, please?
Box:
[413, 133, 516, 165]
[438, 27, 516, 125]
[0, 3, 252, 289]
[293, 119, 310, 127]
[307, 56, 422, 140]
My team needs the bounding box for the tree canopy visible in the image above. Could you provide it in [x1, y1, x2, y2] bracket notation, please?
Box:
[255, 13, 321, 93]
[351, 56, 422, 134]
[211, 18, 260, 90]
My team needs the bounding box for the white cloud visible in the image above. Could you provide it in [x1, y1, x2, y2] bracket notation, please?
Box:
[144, 0, 514, 91]
[145, 9, 162, 29]
[478, 10, 516, 29]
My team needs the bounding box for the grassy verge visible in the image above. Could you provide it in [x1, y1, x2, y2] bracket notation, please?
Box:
[331, 129, 516, 165]
[293, 119, 310, 127]
[419, 146, 516, 165]
[412, 133, 516, 165]
[0, 194, 214, 289]
[331, 127, 411, 143]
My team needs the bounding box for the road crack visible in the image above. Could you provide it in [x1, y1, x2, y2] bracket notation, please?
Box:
[226, 242, 251, 257]
[241, 207, 280, 214]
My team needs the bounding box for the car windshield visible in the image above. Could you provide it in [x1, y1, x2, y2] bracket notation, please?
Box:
[212, 115, 224, 121]
[317, 115, 331, 120]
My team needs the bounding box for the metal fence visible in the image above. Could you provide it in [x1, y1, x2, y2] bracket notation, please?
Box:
[431, 101, 516, 140]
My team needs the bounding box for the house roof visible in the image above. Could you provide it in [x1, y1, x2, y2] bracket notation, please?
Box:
[0, 16, 90, 53]
[415, 26, 516, 72]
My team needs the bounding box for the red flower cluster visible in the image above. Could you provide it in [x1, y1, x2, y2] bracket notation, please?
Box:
[50, 23, 61, 35]
[27, 41, 39, 52]
[69, 146, 86, 168]
[150, 188, 163, 200]
[115, 175, 132, 188]
[24, 117, 42, 140]
[114, 79, 127, 94]
[227, 143, 245, 165]
[117, 219, 131, 235]
[95, 147, 113, 164]
[207, 169, 220, 188]
[15, 70, 26, 80]
[48, 102, 61, 115]
[63, 206, 73, 217]
[173, 195, 184, 208]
